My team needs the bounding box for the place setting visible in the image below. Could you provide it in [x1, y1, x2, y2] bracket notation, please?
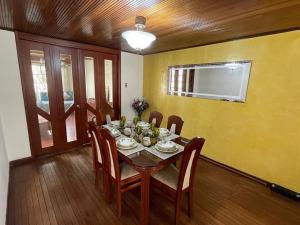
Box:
[116, 137, 145, 156]
[147, 140, 184, 160]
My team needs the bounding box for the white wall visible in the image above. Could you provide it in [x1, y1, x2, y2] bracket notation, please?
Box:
[121, 52, 144, 120]
[0, 30, 31, 161]
[0, 117, 9, 225]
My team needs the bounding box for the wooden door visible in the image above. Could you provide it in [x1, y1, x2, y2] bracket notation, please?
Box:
[100, 53, 120, 118]
[18, 41, 82, 155]
[79, 50, 100, 143]
[52, 46, 83, 149]
[80, 51, 120, 143]
[17, 33, 121, 155]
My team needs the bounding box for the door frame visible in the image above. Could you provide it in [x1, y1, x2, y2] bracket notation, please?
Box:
[16, 32, 121, 157]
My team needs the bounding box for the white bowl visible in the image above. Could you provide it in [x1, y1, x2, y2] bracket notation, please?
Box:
[155, 141, 177, 153]
[117, 138, 136, 148]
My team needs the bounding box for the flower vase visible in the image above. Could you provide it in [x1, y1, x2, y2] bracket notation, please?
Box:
[137, 112, 142, 121]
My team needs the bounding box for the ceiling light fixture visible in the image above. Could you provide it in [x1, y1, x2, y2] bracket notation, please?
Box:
[122, 16, 156, 52]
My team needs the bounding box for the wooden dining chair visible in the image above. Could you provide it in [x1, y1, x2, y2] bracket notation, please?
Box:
[87, 121, 106, 187]
[167, 115, 184, 135]
[149, 111, 163, 127]
[99, 128, 142, 217]
[150, 137, 205, 225]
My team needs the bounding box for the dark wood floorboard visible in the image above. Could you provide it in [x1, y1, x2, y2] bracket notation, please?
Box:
[7, 147, 300, 225]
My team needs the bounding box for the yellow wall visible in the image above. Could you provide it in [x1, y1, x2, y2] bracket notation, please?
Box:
[143, 30, 300, 192]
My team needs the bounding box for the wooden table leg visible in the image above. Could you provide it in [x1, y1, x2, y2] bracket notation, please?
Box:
[141, 170, 150, 225]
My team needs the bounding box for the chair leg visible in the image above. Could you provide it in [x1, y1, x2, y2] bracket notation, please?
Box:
[106, 177, 113, 203]
[187, 191, 193, 218]
[94, 166, 99, 186]
[175, 199, 181, 225]
[116, 186, 122, 217]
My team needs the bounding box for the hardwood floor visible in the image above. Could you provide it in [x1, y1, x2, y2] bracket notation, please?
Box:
[7, 147, 300, 225]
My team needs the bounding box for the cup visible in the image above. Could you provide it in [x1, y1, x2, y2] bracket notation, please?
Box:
[142, 137, 151, 147]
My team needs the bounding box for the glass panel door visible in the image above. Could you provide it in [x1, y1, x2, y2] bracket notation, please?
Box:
[55, 47, 82, 147]
[101, 54, 119, 119]
[21, 42, 57, 154]
[84, 57, 96, 110]
[20, 42, 84, 155]
[60, 54, 75, 112]
[82, 52, 99, 126]
[30, 50, 55, 149]
[38, 115, 53, 148]
[104, 59, 113, 107]
[18, 38, 120, 156]
[31, 50, 50, 114]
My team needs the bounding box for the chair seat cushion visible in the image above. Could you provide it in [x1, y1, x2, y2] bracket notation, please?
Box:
[120, 163, 139, 180]
[152, 164, 179, 190]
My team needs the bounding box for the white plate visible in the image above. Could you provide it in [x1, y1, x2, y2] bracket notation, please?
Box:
[155, 145, 178, 154]
[155, 141, 178, 153]
[118, 142, 138, 150]
[117, 138, 137, 150]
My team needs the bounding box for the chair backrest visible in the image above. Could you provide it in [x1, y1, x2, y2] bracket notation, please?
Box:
[148, 111, 163, 127]
[98, 128, 120, 180]
[87, 121, 104, 166]
[167, 115, 184, 135]
[177, 137, 205, 191]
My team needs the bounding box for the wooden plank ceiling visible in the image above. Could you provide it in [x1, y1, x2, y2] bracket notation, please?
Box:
[1, 0, 300, 54]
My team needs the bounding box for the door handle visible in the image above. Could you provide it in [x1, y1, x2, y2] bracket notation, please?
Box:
[76, 105, 80, 109]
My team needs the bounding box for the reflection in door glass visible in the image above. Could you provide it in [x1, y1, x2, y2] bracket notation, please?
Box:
[65, 111, 77, 142]
[30, 50, 50, 113]
[84, 57, 96, 109]
[104, 59, 113, 106]
[38, 115, 54, 148]
[60, 54, 74, 112]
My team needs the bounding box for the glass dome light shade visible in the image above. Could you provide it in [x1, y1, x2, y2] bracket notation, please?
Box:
[122, 30, 156, 50]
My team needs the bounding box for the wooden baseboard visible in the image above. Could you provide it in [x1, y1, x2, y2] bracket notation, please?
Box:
[9, 145, 90, 167]
[9, 156, 34, 167]
[199, 155, 269, 186]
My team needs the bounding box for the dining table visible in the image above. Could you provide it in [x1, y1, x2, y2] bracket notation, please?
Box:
[103, 123, 190, 225]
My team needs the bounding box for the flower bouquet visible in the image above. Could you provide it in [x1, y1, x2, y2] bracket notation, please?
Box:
[150, 126, 160, 145]
[134, 125, 143, 142]
[132, 97, 149, 119]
